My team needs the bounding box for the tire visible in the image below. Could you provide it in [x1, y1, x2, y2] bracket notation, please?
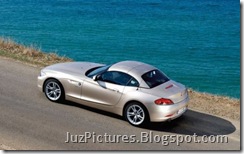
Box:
[124, 102, 149, 127]
[44, 79, 64, 102]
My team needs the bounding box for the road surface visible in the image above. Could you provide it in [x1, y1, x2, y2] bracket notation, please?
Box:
[0, 57, 240, 150]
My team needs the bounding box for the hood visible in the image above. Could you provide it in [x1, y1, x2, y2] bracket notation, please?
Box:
[140, 80, 188, 103]
[43, 62, 103, 76]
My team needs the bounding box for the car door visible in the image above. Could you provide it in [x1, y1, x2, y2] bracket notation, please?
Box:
[81, 71, 127, 106]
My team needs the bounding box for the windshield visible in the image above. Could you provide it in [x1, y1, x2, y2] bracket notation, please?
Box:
[86, 65, 111, 78]
[141, 69, 169, 88]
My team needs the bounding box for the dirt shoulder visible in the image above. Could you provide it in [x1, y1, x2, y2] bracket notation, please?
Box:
[188, 89, 240, 121]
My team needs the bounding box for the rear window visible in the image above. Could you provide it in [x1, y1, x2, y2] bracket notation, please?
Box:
[142, 70, 169, 88]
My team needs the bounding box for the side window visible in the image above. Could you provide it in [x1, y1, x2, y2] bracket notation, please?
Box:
[127, 78, 139, 87]
[100, 71, 139, 87]
[100, 71, 115, 84]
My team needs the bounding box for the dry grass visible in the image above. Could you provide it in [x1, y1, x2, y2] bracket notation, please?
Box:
[0, 37, 240, 121]
[0, 37, 72, 66]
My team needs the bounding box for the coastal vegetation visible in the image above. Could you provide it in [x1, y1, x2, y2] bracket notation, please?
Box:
[0, 37, 240, 120]
[0, 38, 71, 66]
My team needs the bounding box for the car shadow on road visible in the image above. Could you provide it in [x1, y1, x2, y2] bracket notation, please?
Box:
[142, 110, 237, 136]
[59, 100, 236, 136]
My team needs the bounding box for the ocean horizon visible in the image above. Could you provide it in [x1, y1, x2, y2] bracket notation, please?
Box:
[0, 0, 240, 98]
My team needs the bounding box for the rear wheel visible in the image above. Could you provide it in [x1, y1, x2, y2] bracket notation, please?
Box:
[124, 102, 149, 126]
[44, 79, 64, 102]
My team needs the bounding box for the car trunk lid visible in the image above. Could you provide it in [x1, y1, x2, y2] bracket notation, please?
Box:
[140, 80, 188, 103]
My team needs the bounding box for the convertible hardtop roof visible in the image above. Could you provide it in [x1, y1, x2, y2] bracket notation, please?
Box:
[108, 61, 156, 77]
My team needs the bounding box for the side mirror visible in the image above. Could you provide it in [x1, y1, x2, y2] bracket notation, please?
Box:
[92, 74, 100, 81]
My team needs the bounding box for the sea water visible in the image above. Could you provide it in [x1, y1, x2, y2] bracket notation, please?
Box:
[0, 0, 240, 98]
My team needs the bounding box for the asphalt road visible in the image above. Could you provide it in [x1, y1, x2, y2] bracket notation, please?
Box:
[0, 57, 240, 150]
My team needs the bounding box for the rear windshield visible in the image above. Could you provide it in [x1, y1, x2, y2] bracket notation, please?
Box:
[142, 69, 169, 88]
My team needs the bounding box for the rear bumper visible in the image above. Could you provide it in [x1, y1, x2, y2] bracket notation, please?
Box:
[147, 96, 189, 122]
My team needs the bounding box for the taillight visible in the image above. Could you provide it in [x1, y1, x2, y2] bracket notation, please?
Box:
[154, 98, 173, 105]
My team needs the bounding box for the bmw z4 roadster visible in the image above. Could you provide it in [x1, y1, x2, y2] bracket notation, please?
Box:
[38, 61, 189, 126]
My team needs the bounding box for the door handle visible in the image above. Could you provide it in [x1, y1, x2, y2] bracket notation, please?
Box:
[108, 88, 119, 93]
[114, 89, 119, 92]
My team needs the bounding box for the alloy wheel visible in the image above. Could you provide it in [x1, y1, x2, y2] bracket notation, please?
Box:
[45, 81, 61, 101]
[126, 104, 145, 126]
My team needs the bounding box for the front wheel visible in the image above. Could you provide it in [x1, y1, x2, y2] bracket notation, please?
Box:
[44, 79, 64, 102]
[124, 102, 149, 126]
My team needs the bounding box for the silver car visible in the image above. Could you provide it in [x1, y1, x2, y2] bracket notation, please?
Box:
[38, 61, 189, 126]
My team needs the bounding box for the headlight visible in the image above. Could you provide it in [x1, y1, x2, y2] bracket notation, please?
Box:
[39, 71, 46, 77]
